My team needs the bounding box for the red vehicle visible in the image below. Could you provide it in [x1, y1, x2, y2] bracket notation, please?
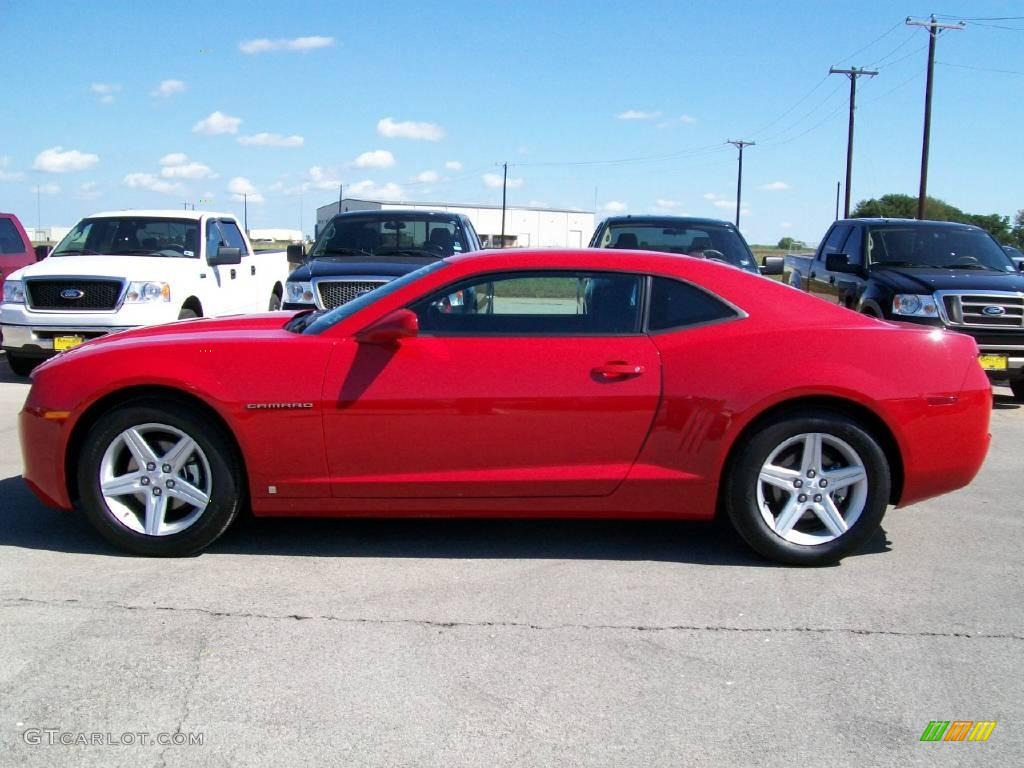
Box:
[0, 213, 36, 344]
[20, 249, 991, 564]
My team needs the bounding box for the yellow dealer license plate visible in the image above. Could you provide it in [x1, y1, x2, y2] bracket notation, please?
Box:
[978, 354, 1009, 371]
[53, 335, 85, 352]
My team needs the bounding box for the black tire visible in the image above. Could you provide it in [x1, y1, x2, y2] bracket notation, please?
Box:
[1010, 380, 1024, 402]
[77, 400, 244, 556]
[268, 292, 282, 311]
[178, 308, 198, 320]
[724, 411, 890, 566]
[6, 353, 39, 377]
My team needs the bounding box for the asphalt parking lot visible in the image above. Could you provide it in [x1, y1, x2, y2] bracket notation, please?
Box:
[0, 354, 1021, 767]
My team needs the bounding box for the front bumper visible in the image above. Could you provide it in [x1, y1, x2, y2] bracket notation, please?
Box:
[1, 323, 133, 358]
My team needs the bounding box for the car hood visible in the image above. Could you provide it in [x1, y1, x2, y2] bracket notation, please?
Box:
[869, 266, 1024, 293]
[290, 256, 437, 281]
[11, 254, 200, 282]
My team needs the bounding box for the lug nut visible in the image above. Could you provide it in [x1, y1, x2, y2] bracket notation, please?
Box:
[166, 479, 176, 489]
[162, 464, 172, 473]
[820, 479, 828, 488]
[798, 494, 808, 503]
[146, 462, 156, 471]
[814, 494, 823, 503]
[140, 477, 150, 486]
[807, 470, 816, 478]
[153, 487, 162, 497]
[794, 479, 804, 488]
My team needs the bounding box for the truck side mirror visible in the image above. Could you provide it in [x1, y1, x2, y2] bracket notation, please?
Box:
[825, 252, 859, 274]
[209, 246, 242, 266]
[286, 243, 306, 264]
[34, 244, 52, 261]
[760, 256, 784, 276]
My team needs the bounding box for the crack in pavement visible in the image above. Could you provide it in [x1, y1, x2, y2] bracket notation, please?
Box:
[156, 627, 206, 768]
[2, 597, 1021, 641]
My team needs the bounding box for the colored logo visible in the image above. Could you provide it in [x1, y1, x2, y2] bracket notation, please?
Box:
[920, 720, 997, 742]
[981, 305, 1006, 317]
[60, 288, 84, 300]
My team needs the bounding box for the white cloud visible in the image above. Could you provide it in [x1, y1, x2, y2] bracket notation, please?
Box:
[237, 132, 304, 147]
[353, 150, 396, 169]
[228, 177, 264, 203]
[414, 170, 440, 183]
[303, 166, 343, 191]
[159, 153, 189, 166]
[658, 115, 699, 128]
[123, 173, 182, 194]
[444, 160, 463, 172]
[377, 117, 445, 141]
[760, 181, 790, 191]
[90, 83, 121, 104]
[162, 162, 214, 180]
[712, 200, 736, 209]
[346, 180, 405, 200]
[655, 198, 679, 209]
[617, 110, 660, 120]
[780, 222, 793, 229]
[238, 36, 334, 54]
[0, 156, 24, 182]
[75, 181, 101, 200]
[33, 146, 99, 173]
[703, 192, 720, 201]
[35, 182, 61, 195]
[192, 111, 242, 135]
[527, 200, 549, 208]
[151, 79, 186, 98]
[678, 115, 697, 124]
[602, 201, 628, 213]
[483, 173, 524, 189]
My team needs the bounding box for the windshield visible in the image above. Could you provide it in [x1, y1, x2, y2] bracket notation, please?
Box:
[868, 226, 1016, 272]
[52, 217, 200, 258]
[309, 215, 468, 259]
[598, 222, 757, 271]
[295, 260, 449, 335]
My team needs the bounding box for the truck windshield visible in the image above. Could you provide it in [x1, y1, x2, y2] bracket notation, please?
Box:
[52, 218, 200, 258]
[309, 215, 468, 259]
[597, 223, 757, 271]
[868, 226, 1016, 272]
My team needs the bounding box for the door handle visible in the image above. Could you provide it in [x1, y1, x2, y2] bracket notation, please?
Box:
[593, 361, 645, 379]
[251, 265, 256, 276]
[230, 268, 237, 279]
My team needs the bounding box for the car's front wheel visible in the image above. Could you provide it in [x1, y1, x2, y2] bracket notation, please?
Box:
[724, 412, 890, 566]
[77, 400, 244, 556]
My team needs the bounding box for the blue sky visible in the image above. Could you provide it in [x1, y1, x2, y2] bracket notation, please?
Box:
[2, 0, 1022, 244]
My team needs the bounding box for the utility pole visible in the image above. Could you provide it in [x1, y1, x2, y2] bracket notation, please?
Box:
[726, 140, 754, 228]
[829, 66, 877, 218]
[338, 183, 343, 214]
[835, 181, 841, 221]
[500, 162, 508, 248]
[243, 193, 248, 234]
[906, 15, 964, 219]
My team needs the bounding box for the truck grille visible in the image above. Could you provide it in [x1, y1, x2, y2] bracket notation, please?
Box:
[315, 280, 389, 309]
[940, 292, 1024, 329]
[25, 279, 123, 311]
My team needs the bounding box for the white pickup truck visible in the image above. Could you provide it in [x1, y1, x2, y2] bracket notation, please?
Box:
[1, 209, 289, 376]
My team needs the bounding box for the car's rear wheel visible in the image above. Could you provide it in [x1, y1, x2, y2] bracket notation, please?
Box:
[724, 412, 890, 566]
[268, 292, 282, 311]
[5, 353, 39, 377]
[1009, 380, 1024, 402]
[77, 401, 243, 556]
[178, 308, 198, 320]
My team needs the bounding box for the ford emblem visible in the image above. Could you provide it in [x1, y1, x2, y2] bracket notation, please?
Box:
[60, 288, 85, 300]
[982, 305, 1006, 317]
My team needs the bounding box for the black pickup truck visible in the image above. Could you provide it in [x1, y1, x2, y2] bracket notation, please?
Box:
[283, 210, 482, 310]
[784, 218, 1024, 399]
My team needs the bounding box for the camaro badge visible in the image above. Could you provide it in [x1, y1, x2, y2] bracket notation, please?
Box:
[245, 403, 314, 410]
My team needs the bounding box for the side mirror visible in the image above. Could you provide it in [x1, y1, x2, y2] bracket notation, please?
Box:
[209, 246, 242, 266]
[356, 308, 419, 345]
[760, 256, 784, 276]
[34, 244, 52, 261]
[825, 252, 860, 274]
[286, 243, 306, 264]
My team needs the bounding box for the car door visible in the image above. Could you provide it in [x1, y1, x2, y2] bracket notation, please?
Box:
[321, 270, 662, 498]
[214, 219, 255, 313]
[809, 224, 852, 303]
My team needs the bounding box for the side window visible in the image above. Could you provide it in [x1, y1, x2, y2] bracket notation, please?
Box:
[0, 219, 24, 254]
[841, 226, 864, 266]
[819, 225, 852, 261]
[217, 220, 250, 255]
[648, 277, 738, 331]
[411, 271, 642, 335]
[206, 221, 224, 258]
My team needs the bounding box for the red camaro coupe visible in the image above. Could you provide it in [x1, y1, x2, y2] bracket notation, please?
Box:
[20, 249, 991, 564]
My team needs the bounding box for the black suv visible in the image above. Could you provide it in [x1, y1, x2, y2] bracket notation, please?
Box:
[588, 215, 783, 276]
[284, 210, 482, 310]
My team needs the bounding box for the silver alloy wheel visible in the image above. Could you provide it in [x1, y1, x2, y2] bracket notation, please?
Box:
[755, 432, 869, 546]
[98, 423, 212, 536]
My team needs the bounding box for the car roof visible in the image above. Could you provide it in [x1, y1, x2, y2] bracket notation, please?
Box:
[600, 215, 737, 228]
[86, 210, 236, 221]
[330, 209, 464, 220]
[838, 217, 982, 230]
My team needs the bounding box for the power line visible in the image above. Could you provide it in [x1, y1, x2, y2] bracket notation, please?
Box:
[936, 60, 1024, 76]
[834, 21, 904, 65]
[868, 30, 918, 68]
[829, 67, 878, 218]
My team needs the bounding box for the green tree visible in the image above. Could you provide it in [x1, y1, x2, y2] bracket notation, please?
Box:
[777, 236, 803, 250]
[852, 193, 1013, 243]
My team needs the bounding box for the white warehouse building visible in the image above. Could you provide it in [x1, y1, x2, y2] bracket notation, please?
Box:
[316, 198, 595, 249]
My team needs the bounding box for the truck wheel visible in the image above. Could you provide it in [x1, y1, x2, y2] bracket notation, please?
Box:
[76, 400, 244, 556]
[1010, 380, 1024, 402]
[5, 353, 39, 377]
[268, 292, 282, 311]
[724, 411, 890, 566]
[178, 308, 198, 320]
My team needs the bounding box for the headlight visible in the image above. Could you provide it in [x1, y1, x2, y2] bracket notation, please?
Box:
[892, 294, 939, 317]
[2, 280, 25, 304]
[125, 281, 171, 303]
[286, 281, 315, 305]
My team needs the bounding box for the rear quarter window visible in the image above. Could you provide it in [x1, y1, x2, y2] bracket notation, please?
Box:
[0, 219, 27, 255]
[648, 276, 738, 331]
